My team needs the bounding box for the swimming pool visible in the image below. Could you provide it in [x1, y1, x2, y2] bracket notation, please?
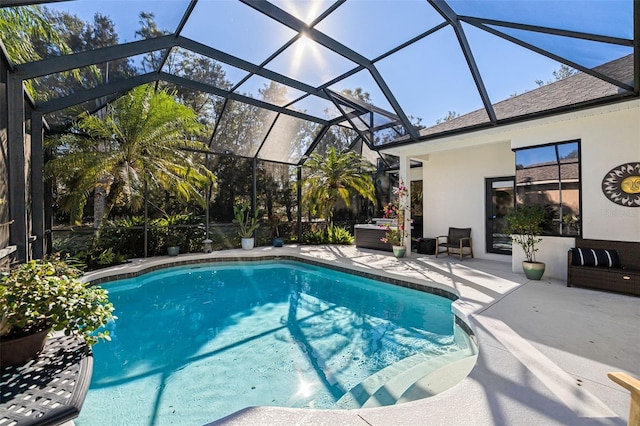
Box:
[76, 260, 476, 425]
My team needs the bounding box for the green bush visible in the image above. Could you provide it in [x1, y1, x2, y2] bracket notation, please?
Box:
[301, 225, 353, 245]
[328, 225, 354, 244]
[0, 255, 115, 345]
[301, 228, 327, 244]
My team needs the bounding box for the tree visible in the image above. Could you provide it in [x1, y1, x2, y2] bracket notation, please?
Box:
[29, 9, 135, 104]
[535, 64, 578, 87]
[435, 110, 460, 124]
[46, 84, 215, 226]
[136, 12, 168, 72]
[0, 6, 77, 97]
[0, 6, 70, 64]
[302, 147, 376, 227]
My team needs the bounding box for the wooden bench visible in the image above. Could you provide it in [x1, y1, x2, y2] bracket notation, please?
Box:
[567, 238, 640, 296]
[608, 372, 640, 426]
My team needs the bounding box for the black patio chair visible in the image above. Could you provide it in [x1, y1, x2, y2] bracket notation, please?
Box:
[436, 228, 474, 261]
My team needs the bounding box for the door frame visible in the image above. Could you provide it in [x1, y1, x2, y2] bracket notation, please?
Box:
[485, 176, 515, 255]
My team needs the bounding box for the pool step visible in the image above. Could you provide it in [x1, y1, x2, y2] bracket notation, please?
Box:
[335, 352, 477, 409]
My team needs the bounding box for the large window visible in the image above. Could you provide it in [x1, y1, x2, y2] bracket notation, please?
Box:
[514, 140, 581, 236]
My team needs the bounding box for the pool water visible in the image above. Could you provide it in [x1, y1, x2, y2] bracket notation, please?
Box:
[76, 261, 474, 425]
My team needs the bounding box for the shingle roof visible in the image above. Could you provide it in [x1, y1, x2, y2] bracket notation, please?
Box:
[418, 55, 635, 138]
[516, 162, 579, 185]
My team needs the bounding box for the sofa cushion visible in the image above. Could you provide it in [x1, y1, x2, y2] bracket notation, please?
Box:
[571, 248, 621, 268]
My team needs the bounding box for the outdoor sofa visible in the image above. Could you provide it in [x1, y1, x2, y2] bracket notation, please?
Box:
[567, 238, 640, 296]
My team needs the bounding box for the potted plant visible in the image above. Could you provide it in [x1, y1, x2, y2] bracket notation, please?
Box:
[380, 180, 409, 258]
[166, 228, 185, 256]
[233, 201, 261, 250]
[270, 214, 284, 247]
[0, 255, 115, 366]
[505, 205, 547, 280]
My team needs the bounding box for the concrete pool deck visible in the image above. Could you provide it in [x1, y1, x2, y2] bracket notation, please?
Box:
[84, 245, 640, 426]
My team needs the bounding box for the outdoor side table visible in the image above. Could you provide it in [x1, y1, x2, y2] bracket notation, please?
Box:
[417, 238, 437, 255]
[0, 334, 93, 426]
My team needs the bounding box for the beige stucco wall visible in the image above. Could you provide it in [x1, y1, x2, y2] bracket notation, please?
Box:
[420, 141, 514, 264]
[511, 102, 640, 242]
[388, 99, 640, 280]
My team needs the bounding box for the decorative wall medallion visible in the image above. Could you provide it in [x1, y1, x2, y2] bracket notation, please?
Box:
[601, 162, 640, 207]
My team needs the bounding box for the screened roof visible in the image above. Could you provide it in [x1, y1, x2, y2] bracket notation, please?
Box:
[2, 0, 638, 166]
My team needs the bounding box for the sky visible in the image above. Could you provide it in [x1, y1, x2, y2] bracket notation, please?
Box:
[35, 0, 634, 127]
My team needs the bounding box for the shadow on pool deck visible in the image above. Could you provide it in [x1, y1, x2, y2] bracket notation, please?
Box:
[87, 245, 639, 426]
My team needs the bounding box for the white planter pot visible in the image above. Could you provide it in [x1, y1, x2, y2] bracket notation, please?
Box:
[241, 237, 255, 250]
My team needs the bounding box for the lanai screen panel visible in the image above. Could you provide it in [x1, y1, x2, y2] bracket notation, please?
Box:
[287, 95, 345, 121]
[314, 0, 444, 60]
[162, 47, 243, 90]
[257, 115, 322, 164]
[209, 100, 278, 158]
[28, 52, 155, 102]
[235, 76, 306, 108]
[0, 0, 637, 156]
[8, 1, 188, 63]
[180, 0, 297, 65]
[43, 98, 113, 131]
[311, 125, 359, 158]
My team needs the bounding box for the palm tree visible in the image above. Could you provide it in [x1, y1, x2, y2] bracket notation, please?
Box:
[0, 6, 81, 98]
[302, 147, 376, 227]
[46, 84, 215, 226]
[0, 6, 69, 64]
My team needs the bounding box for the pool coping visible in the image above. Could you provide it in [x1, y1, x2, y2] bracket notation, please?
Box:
[81, 245, 637, 425]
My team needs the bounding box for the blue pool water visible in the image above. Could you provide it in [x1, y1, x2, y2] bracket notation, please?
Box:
[76, 260, 474, 425]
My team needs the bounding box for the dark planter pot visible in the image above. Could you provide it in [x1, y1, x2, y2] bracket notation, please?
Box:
[273, 237, 284, 247]
[167, 246, 180, 256]
[523, 261, 545, 280]
[0, 328, 50, 366]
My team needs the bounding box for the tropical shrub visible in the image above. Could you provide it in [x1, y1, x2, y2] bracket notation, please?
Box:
[327, 225, 354, 244]
[0, 255, 115, 345]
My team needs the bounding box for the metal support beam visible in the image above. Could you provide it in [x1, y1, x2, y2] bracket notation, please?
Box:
[252, 157, 257, 238]
[367, 66, 420, 139]
[0, 0, 67, 6]
[31, 111, 45, 259]
[7, 75, 28, 262]
[44, 138, 53, 256]
[298, 125, 330, 166]
[467, 22, 635, 93]
[297, 166, 302, 242]
[428, 0, 497, 123]
[241, 1, 418, 139]
[208, 97, 229, 149]
[177, 37, 332, 102]
[459, 16, 633, 47]
[16, 36, 176, 80]
[37, 73, 159, 113]
[324, 89, 372, 145]
[253, 113, 280, 160]
[144, 180, 148, 258]
[160, 72, 329, 125]
[156, 0, 198, 73]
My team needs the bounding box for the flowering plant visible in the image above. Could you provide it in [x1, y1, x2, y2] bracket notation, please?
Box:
[380, 180, 409, 247]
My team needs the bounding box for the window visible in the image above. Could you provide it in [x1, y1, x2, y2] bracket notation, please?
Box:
[514, 140, 581, 236]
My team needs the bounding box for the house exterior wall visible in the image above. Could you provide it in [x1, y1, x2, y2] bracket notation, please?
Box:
[512, 103, 640, 242]
[399, 100, 640, 280]
[420, 141, 514, 264]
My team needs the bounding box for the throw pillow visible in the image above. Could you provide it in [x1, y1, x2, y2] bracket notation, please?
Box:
[571, 248, 621, 268]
